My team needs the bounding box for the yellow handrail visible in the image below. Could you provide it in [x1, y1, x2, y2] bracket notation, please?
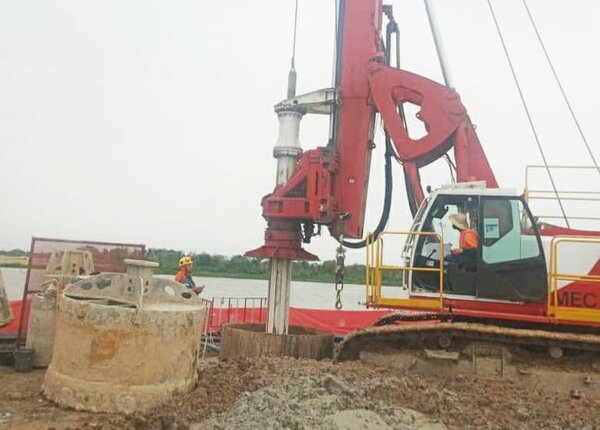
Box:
[524, 165, 600, 223]
[548, 235, 600, 323]
[366, 231, 445, 309]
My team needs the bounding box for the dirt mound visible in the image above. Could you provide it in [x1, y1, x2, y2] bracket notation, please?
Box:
[113, 356, 600, 430]
[197, 375, 446, 429]
[1, 356, 599, 429]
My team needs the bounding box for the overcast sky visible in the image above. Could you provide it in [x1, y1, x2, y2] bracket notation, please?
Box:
[1, 0, 598, 263]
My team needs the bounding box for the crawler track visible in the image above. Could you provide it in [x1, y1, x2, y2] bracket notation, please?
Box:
[335, 320, 600, 361]
[372, 311, 445, 326]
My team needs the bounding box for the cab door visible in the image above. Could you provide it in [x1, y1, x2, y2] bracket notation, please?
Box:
[476, 197, 547, 302]
[411, 194, 479, 295]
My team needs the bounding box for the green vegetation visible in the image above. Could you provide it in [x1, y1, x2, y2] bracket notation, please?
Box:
[0, 249, 27, 257]
[0, 248, 402, 285]
[0, 250, 28, 268]
[144, 248, 369, 284]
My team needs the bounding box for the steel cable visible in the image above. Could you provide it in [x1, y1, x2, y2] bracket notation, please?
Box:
[522, 0, 600, 176]
[487, 0, 570, 228]
[291, 0, 298, 70]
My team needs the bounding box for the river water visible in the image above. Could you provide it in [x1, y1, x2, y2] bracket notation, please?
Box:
[1, 267, 406, 311]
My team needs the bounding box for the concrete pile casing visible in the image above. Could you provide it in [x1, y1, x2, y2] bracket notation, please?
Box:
[25, 292, 56, 366]
[26, 250, 95, 367]
[44, 250, 95, 277]
[25, 276, 79, 368]
[42, 260, 207, 413]
[0, 270, 12, 328]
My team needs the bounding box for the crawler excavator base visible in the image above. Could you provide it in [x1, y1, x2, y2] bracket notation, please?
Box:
[335, 318, 600, 398]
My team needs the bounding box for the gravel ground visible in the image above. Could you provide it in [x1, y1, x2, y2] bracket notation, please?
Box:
[0, 356, 599, 430]
[196, 374, 446, 430]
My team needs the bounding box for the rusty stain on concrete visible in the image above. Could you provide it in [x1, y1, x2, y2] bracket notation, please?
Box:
[42, 259, 207, 413]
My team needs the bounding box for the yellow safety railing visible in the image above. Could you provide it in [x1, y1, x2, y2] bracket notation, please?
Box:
[548, 235, 600, 323]
[366, 231, 445, 309]
[524, 165, 600, 223]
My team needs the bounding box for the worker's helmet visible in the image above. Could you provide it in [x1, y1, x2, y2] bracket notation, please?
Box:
[449, 213, 469, 230]
[179, 256, 193, 268]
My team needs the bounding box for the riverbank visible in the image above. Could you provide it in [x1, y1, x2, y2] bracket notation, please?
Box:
[0, 256, 27, 268]
[0, 248, 372, 284]
[153, 269, 354, 284]
[0, 264, 350, 286]
[0, 267, 376, 310]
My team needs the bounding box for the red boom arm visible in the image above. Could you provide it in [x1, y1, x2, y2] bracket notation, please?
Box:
[247, 0, 497, 260]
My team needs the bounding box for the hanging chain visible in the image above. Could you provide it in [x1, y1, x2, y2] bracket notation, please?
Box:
[334, 239, 346, 310]
[334, 214, 349, 310]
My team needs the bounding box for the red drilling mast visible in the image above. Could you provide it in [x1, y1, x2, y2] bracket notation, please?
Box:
[247, 0, 497, 263]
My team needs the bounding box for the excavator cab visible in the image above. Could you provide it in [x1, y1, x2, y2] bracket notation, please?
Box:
[408, 184, 548, 304]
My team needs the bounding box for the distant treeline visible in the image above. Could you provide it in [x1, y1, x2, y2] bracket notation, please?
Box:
[0, 248, 402, 285]
[0, 249, 27, 257]
[144, 248, 369, 284]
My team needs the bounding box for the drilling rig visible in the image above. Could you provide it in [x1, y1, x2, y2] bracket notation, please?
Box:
[247, 0, 600, 365]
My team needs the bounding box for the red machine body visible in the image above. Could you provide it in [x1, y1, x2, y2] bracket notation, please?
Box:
[245, 0, 600, 360]
[247, 0, 597, 259]
[247, 0, 497, 260]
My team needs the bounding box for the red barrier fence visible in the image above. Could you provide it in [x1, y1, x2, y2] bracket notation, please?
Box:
[5, 293, 391, 357]
[204, 297, 268, 332]
[202, 296, 390, 335]
[288, 307, 390, 335]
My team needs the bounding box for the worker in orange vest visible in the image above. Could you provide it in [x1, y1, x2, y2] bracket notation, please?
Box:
[445, 213, 478, 265]
[175, 256, 204, 295]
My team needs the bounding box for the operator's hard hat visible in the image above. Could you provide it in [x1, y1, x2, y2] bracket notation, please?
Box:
[449, 213, 469, 230]
[179, 256, 193, 268]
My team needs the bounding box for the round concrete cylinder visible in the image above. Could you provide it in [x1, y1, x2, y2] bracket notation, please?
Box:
[26, 275, 85, 367]
[25, 293, 56, 367]
[42, 265, 207, 413]
[0, 270, 11, 328]
[220, 323, 334, 360]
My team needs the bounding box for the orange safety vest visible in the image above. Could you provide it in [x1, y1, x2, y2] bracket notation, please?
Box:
[459, 228, 478, 250]
[175, 267, 196, 288]
[175, 268, 187, 283]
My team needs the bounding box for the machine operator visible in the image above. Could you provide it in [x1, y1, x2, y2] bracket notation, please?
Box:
[445, 213, 478, 265]
[175, 256, 204, 295]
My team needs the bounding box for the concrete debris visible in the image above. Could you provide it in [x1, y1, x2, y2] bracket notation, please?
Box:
[198, 375, 447, 430]
[0, 411, 11, 426]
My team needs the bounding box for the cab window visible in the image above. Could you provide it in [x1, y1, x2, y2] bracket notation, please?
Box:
[418, 195, 479, 262]
[482, 198, 541, 264]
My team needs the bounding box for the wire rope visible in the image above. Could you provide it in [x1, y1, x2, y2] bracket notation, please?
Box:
[522, 0, 600, 176]
[487, 0, 570, 228]
[291, 0, 299, 70]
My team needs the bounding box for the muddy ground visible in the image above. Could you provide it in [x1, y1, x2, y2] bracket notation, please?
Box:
[0, 356, 599, 430]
